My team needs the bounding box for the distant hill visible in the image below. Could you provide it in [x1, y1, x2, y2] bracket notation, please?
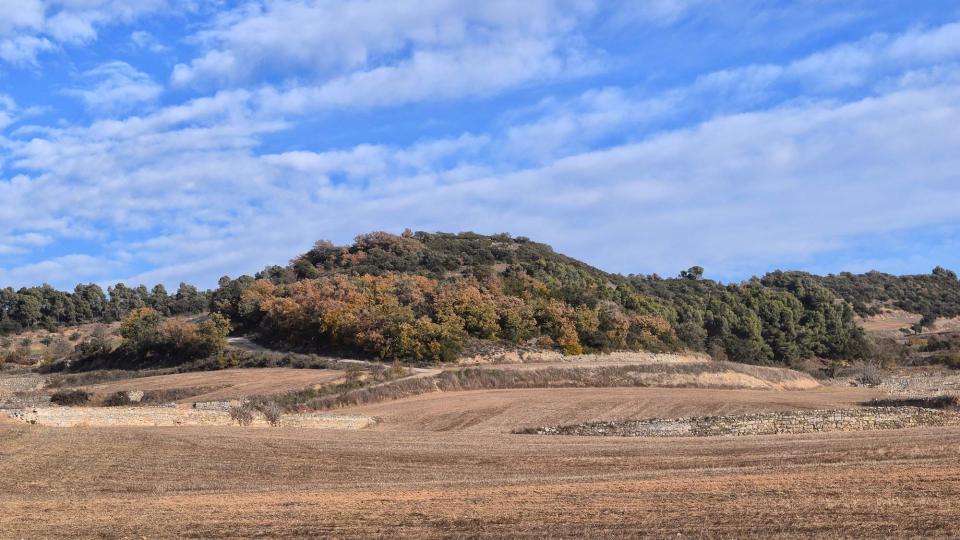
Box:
[212, 231, 875, 366]
[6, 230, 960, 368]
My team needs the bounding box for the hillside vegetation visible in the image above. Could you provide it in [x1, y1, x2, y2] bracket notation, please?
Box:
[212, 231, 871, 366]
[5, 230, 960, 369]
[813, 268, 960, 325]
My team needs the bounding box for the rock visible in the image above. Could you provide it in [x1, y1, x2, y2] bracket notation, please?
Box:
[521, 407, 960, 438]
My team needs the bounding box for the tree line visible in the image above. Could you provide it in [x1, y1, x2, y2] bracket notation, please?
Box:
[0, 282, 209, 335]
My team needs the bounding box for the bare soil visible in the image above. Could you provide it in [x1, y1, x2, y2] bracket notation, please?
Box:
[1, 418, 959, 538]
[353, 386, 878, 433]
[3, 360, 956, 538]
[79, 367, 344, 403]
[860, 309, 960, 336]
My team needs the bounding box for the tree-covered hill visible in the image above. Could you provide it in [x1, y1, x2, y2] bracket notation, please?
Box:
[6, 230, 960, 368]
[811, 267, 960, 321]
[213, 231, 873, 366]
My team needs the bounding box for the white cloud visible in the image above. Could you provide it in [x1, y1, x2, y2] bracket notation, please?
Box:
[5, 10, 960, 288]
[697, 21, 960, 96]
[609, 0, 710, 25]
[64, 61, 163, 114]
[0, 94, 16, 130]
[0, 254, 117, 285]
[255, 37, 596, 114]
[130, 30, 168, 53]
[170, 0, 600, 112]
[173, 0, 592, 86]
[7, 76, 960, 288]
[0, 0, 172, 64]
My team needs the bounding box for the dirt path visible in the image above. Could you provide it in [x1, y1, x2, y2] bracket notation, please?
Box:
[226, 336, 271, 352]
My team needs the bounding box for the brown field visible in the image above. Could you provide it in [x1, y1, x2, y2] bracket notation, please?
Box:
[354, 386, 878, 433]
[860, 309, 960, 336]
[1, 419, 959, 538]
[7, 377, 960, 538]
[78, 367, 345, 403]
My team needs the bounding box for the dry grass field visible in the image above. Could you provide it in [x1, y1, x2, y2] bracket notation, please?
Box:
[3, 357, 959, 538]
[354, 386, 878, 433]
[2, 417, 960, 538]
[78, 367, 345, 403]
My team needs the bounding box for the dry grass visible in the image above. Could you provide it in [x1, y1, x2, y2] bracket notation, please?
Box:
[1, 419, 959, 538]
[306, 362, 817, 410]
[860, 309, 960, 337]
[352, 385, 879, 433]
[78, 367, 344, 404]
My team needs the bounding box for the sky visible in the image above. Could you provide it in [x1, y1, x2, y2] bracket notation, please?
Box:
[1, 0, 960, 290]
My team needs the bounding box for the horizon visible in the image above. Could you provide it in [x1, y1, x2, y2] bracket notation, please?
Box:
[2, 1, 960, 290]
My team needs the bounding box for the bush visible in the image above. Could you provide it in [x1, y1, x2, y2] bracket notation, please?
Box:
[228, 403, 255, 426]
[864, 395, 959, 410]
[858, 363, 883, 386]
[103, 391, 133, 407]
[50, 389, 91, 406]
[258, 402, 283, 427]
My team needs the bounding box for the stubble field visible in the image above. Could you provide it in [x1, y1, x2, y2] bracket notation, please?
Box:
[4, 382, 960, 538]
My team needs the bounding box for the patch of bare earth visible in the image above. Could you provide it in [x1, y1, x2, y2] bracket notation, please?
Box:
[351, 386, 878, 433]
[79, 367, 344, 403]
[859, 309, 960, 337]
[1, 421, 959, 538]
[6, 406, 374, 429]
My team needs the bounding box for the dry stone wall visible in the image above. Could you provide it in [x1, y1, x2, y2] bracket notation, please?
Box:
[522, 407, 960, 438]
[0, 374, 46, 394]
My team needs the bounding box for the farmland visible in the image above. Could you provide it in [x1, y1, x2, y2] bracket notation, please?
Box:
[5, 354, 960, 538]
[2, 409, 959, 538]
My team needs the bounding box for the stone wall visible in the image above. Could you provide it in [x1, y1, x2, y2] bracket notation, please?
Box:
[0, 374, 46, 395]
[522, 407, 960, 438]
[0, 393, 51, 409]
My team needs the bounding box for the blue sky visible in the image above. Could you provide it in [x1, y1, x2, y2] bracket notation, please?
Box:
[2, 1, 960, 290]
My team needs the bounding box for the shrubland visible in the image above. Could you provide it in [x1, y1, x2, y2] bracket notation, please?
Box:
[4, 230, 959, 370]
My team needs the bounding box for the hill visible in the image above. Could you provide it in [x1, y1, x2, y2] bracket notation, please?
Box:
[810, 268, 960, 324]
[210, 231, 870, 366]
[6, 230, 960, 370]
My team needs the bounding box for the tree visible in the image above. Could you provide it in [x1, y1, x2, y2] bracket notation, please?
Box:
[119, 308, 163, 354]
[680, 266, 704, 280]
[199, 313, 232, 356]
[149, 284, 171, 315]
